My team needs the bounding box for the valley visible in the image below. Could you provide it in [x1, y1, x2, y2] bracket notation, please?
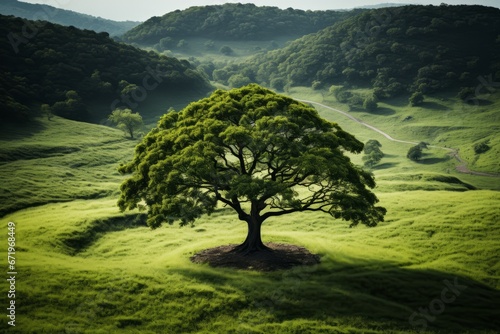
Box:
[0, 2, 499, 333]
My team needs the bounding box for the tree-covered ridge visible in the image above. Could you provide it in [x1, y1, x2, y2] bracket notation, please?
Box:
[122, 3, 361, 44]
[0, 0, 140, 36]
[218, 5, 500, 98]
[0, 15, 211, 122]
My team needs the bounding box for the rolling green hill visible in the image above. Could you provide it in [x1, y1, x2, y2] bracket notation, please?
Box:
[122, 3, 360, 46]
[0, 0, 140, 36]
[218, 5, 500, 99]
[287, 86, 500, 176]
[0, 3, 499, 333]
[0, 14, 212, 123]
[1, 102, 499, 333]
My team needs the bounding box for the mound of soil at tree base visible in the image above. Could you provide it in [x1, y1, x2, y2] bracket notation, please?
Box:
[190, 242, 321, 271]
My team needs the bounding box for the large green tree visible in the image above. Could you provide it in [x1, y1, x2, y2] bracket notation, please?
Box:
[118, 84, 386, 254]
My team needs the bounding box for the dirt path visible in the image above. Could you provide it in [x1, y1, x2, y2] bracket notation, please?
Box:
[298, 99, 499, 177]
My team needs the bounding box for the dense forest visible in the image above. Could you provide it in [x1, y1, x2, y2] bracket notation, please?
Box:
[215, 5, 500, 99]
[122, 3, 361, 45]
[0, 15, 212, 123]
[0, 0, 140, 36]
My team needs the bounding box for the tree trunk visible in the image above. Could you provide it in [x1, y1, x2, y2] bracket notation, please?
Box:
[233, 212, 271, 254]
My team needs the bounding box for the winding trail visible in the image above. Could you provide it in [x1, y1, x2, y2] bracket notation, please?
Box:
[298, 99, 499, 177]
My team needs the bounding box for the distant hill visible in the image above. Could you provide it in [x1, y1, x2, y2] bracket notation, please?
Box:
[122, 3, 361, 45]
[217, 5, 500, 98]
[354, 3, 410, 9]
[0, 0, 140, 36]
[0, 15, 212, 122]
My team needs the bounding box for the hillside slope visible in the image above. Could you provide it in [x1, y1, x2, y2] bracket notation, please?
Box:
[220, 5, 500, 98]
[0, 14, 212, 122]
[0, 0, 140, 36]
[122, 3, 360, 45]
[0, 114, 499, 333]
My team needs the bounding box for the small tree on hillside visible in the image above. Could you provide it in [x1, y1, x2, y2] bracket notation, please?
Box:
[362, 139, 384, 168]
[409, 91, 424, 106]
[108, 108, 143, 139]
[407, 145, 423, 161]
[312, 81, 322, 90]
[50, 90, 88, 121]
[41, 104, 53, 120]
[363, 96, 378, 112]
[118, 84, 386, 254]
[220, 45, 234, 56]
[473, 140, 490, 154]
[329, 86, 352, 103]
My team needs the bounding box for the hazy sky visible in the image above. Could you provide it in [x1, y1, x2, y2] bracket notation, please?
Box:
[19, 0, 500, 21]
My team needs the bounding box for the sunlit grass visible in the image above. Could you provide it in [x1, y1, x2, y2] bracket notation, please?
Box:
[0, 116, 136, 216]
[288, 87, 500, 190]
[2, 189, 499, 333]
[0, 91, 499, 333]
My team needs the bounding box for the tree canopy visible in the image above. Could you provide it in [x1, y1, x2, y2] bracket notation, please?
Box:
[108, 108, 143, 139]
[0, 0, 140, 36]
[363, 140, 384, 168]
[122, 4, 358, 44]
[216, 5, 500, 99]
[407, 146, 422, 161]
[0, 14, 211, 122]
[118, 84, 386, 253]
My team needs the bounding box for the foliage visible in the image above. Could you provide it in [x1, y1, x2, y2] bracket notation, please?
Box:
[362, 139, 384, 167]
[108, 108, 144, 139]
[418, 142, 429, 149]
[218, 5, 500, 99]
[122, 3, 359, 44]
[407, 145, 423, 161]
[118, 84, 386, 252]
[457, 87, 475, 101]
[219, 45, 234, 55]
[2, 86, 500, 333]
[407, 142, 430, 162]
[0, 14, 211, 122]
[228, 74, 252, 88]
[330, 86, 353, 103]
[0, 0, 140, 36]
[348, 94, 364, 110]
[40, 103, 52, 120]
[473, 140, 491, 154]
[49, 90, 89, 121]
[363, 96, 378, 112]
[311, 80, 322, 90]
[270, 77, 287, 91]
[409, 91, 424, 106]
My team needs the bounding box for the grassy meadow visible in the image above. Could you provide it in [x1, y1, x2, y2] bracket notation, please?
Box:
[1, 88, 499, 333]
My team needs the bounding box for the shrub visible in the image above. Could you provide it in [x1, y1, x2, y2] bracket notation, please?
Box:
[474, 140, 491, 154]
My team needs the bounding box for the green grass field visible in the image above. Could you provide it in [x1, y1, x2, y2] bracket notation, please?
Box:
[0, 88, 499, 333]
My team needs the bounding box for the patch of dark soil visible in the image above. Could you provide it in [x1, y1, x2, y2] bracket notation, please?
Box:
[190, 242, 320, 271]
